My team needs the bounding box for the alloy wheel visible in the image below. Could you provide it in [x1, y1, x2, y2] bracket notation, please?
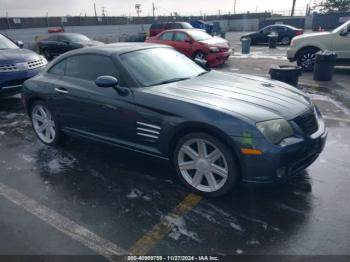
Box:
[32, 104, 56, 144]
[177, 138, 228, 193]
[300, 52, 316, 69]
[194, 52, 207, 62]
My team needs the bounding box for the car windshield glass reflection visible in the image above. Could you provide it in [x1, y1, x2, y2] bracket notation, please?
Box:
[0, 34, 19, 49]
[121, 48, 206, 87]
[67, 34, 91, 42]
[187, 30, 212, 41]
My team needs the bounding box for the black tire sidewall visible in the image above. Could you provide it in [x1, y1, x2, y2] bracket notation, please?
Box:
[30, 100, 61, 146]
[281, 36, 290, 45]
[173, 132, 239, 197]
[297, 48, 318, 71]
[43, 49, 52, 60]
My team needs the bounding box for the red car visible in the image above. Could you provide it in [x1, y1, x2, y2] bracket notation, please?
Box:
[146, 29, 233, 67]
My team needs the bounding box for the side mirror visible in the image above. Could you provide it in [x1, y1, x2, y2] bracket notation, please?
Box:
[185, 39, 192, 44]
[15, 40, 24, 48]
[62, 40, 70, 45]
[340, 29, 349, 36]
[95, 76, 119, 88]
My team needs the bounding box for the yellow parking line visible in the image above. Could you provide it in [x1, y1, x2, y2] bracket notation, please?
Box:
[129, 193, 202, 255]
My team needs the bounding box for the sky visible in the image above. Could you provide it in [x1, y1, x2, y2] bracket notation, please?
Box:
[1, 0, 312, 17]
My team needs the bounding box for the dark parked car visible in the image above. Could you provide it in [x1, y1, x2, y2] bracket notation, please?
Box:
[241, 25, 304, 45]
[146, 29, 232, 67]
[149, 22, 193, 37]
[37, 33, 103, 60]
[22, 43, 327, 197]
[0, 33, 47, 98]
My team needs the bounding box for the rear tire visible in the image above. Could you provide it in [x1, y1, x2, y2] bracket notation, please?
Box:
[43, 49, 52, 61]
[296, 48, 319, 71]
[173, 132, 239, 197]
[30, 100, 62, 146]
[281, 36, 291, 45]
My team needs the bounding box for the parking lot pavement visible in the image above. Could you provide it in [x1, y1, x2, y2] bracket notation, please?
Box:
[0, 86, 350, 258]
[224, 32, 350, 108]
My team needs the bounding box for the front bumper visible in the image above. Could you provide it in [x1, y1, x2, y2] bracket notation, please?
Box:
[286, 48, 296, 62]
[235, 115, 327, 184]
[207, 49, 232, 67]
[0, 67, 44, 97]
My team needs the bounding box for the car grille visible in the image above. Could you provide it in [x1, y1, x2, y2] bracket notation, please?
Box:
[0, 58, 46, 72]
[294, 110, 318, 135]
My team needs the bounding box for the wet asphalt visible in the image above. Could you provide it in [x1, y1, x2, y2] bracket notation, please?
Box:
[1, 49, 350, 258]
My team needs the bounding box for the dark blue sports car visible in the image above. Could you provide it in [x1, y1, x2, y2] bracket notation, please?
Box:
[22, 43, 327, 196]
[241, 25, 304, 45]
[0, 33, 47, 98]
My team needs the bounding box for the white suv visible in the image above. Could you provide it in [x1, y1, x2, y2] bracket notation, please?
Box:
[287, 20, 350, 71]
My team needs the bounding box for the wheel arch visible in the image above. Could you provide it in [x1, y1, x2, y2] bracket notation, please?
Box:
[295, 45, 321, 60]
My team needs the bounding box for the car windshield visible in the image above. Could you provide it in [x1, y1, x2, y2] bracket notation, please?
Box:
[187, 30, 212, 41]
[181, 22, 193, 29]
[0, 34, 19, 49]
[332, 20, 350, 33]
[66, 34, 91, 42]
[121, 48, 207, 87]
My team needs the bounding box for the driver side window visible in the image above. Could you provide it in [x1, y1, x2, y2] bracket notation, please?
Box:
[65, 54, 119, 82]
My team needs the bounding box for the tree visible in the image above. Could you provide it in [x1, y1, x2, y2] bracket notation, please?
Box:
[313, 0, 350, 12]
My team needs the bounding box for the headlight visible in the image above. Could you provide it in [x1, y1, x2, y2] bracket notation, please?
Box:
[39, 55, 48, 65]
[209, 46, 220, 53]
[256, 119, 294, 144]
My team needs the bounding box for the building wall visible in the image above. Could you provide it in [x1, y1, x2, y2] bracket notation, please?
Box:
[0, 24, 151, 50]
[312, 12, 350, 30]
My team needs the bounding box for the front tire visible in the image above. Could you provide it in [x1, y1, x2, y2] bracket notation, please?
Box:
[297, 48, 319, 71]
[193, 51, 207, 62]
[173, 132, 239, 197]
[30, 101, 62, 146]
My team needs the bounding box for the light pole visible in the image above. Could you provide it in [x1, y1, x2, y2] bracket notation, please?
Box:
[234, 0, 237, 14]
[291, 0, 297, 16]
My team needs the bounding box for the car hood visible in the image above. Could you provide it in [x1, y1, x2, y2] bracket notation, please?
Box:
[199, 37, 229, 47]
[293, 31, 331, 42]
[144, 71, 312, 122]
[0, 48, 40, 65]
[74, 40, 104, 46]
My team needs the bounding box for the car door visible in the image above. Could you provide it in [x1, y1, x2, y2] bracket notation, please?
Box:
[50, 54, 136, 145]
[157, 31, 175, 47]
[173, 32, 193, 57]
[257, 26, 273, 44]
[56, 35, 72, 55]
[332, 23, 350, 60]
[44, 35, 59, 55]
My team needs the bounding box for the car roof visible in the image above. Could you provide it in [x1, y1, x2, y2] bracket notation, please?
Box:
[47, 33, 86, 37]
[57, 42, 171, 58]
[159, 29, 200, 33]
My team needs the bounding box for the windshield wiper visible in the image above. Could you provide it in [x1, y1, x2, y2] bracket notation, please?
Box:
[152, 77, 191, 86]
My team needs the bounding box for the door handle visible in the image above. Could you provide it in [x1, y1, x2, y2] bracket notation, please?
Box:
[54, 87, 68, 94]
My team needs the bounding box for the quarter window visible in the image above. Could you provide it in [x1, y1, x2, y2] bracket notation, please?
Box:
[65, 55, 118, 81]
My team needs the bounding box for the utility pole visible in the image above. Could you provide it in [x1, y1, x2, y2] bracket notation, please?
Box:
[101, 6, 107, 16]
[152, 2, 156, 17]
[94, 2, 97, 16]
[291, 0, 297, 16]
[234, 0, 237, 14]
[135, 4, 141, 16]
